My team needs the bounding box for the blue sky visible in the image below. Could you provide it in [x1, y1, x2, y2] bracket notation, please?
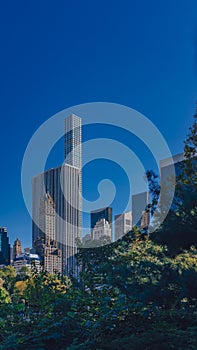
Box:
[0, 0, 197, 247]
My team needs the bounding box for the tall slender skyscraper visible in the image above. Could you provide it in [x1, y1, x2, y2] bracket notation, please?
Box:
[64, 114, 82, 233]
[64, 114, 82, 169]
[32, 115, 82, 275]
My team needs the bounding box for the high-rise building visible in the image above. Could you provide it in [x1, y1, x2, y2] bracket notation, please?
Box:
[92, 219, 112, 241]
[32, 115, 82, 275]
[32, 163, 81, 274]
[0, 227, 10, 265]
[91, 207, 112, 234]
[13, 238, 22, 259]
[132, 192, 149, 228]
[114, 211, 132, 241]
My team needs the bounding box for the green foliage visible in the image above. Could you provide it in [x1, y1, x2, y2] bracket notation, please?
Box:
[0, 236, 196, 349]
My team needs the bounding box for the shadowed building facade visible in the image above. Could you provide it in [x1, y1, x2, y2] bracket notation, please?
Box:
[0, 227, 10, 265]
[132, 192, 149, 228]
[114, 211, 132, 241]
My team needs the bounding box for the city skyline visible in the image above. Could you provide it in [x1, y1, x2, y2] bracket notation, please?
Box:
[1, 146, 195, 271]
[1, 1, 197, 246]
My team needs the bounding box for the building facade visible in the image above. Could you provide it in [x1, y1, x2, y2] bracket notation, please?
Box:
[13, 238, 22, 259]
[39, 192, 56, 242]
[43, 239, 62, 275]
[0, 227, 10, 265]
[13, 252, 41, 274]
[114, 211, 132, 241]
[92, 219, 112, 241]
[141, 210, 150, 230]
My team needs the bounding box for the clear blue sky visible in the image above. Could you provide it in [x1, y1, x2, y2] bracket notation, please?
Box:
[0, 0, 197, 247]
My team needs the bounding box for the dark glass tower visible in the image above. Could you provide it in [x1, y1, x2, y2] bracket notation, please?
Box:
[0, 227, 10, 265]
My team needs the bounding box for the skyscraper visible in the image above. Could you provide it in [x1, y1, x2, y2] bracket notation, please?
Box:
[64, 114, 82, 232]
[0, 227, 10, 265]
[114, 211, 132, 241]
[32, 115, 82, 275]
[64, 114, 82, 169]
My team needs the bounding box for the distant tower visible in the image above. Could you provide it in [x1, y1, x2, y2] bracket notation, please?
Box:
[0, 227, 10, 265]
[13, 238, 22, 259]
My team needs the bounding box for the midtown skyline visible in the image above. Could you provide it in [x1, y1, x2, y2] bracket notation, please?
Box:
[1, 1, 197, 246]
